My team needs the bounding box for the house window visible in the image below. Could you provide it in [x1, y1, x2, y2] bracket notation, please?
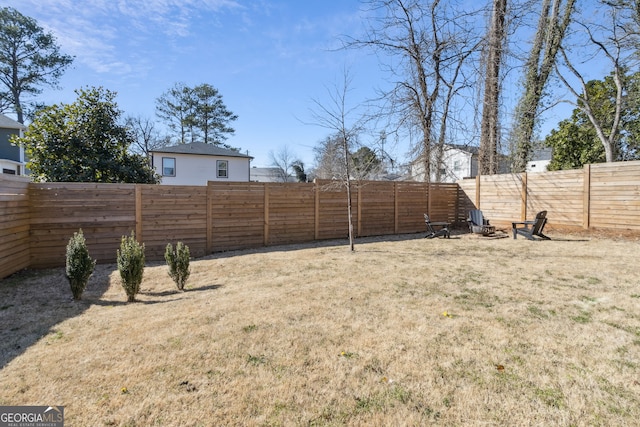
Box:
[162, 157, 176, 176]
[453, 160, 461, 171]
[217, 160, 228, 178]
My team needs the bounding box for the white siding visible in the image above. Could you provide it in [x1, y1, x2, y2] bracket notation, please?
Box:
[152, 153, 250, 185]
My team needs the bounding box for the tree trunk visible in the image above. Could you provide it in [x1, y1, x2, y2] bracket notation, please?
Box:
[511, 0, 576, 172]
[479, 0, 507, 176]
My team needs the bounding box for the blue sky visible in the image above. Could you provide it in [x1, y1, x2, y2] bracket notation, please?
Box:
[8, 0, 383, 167]
[6, 1, 617, 169]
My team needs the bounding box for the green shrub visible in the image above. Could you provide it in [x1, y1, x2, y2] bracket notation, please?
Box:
[117, 232, 145, 302]
[65, 229, 96, 300]
[165, 242, 191, 291]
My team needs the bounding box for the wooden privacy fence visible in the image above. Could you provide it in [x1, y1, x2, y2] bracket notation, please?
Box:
[1, 177, 466, 278]
[458, 160, 640, 231]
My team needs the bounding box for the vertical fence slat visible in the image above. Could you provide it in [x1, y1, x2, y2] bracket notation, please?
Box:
[583, 164, 591, 230]
[4, 160, 640, 278]
[135, 185, 142, 242]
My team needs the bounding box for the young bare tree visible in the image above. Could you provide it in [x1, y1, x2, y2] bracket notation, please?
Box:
[308, 71, 363, 251]
[269, 145, 299, 182]
[125, 115, 168, 160]
[510, 0, 576, 172]
[556, 1, 638, 163]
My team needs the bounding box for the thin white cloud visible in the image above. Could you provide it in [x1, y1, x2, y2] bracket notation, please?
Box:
[5, 0, 243, 74]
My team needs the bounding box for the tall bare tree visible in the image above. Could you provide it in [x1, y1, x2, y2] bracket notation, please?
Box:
[510, 0, 576, 172]
[347, 0, 483, 182]
[556, 1, 638, 163]
[479, 0, 508, 175]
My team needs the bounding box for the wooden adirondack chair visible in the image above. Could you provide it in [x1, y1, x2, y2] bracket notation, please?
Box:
[424, 214, 450, 239]
[467, 209, 496, 235]
[512, 210, 550, 240]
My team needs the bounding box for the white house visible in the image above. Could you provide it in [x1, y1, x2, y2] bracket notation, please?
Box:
[526, 148, 552, 173]
[250, 166, 298, 182]
[0, 114, 27, 176]
[150, 142, 253, 185]
[410, 144, 510, 182]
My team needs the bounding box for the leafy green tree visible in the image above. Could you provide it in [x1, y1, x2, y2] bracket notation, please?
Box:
[117, 232, 145, 303]
[15, 86, 159, 183]
[0, 7, 73, 123]
[292, 160, 307, 182]
[545, 72, 640, 169]
[156, 82, 237, 146]
[65, 229, 96, 301]
[545, 115, 605, 170]
[351, 146, 381, 179]
[165, 242, 191, 291]
[193, 83, 237, 145]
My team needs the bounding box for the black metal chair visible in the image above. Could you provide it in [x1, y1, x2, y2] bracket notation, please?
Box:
[467, 209, 496, 236]
[424, 214, 450, 239]
[512, 210, 550, 240]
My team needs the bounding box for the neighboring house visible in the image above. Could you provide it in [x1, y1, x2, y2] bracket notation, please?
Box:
[150, 142, 253, 185]
[250, 166, 296, 182]
[410, 144, 510, 183]
[526, 147, 552, 173]
[0, 114, 27, 176]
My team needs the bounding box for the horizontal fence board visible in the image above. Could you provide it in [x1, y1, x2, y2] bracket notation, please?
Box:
[4, 162, 640, 277]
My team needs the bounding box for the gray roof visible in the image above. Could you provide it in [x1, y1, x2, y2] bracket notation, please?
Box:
[151, 142, 253, 159]
[0, 114, 26, 130]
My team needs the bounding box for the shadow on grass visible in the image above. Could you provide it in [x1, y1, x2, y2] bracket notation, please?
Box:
[0, 266, 225, 369]
[199, 232, 439, 261]
[140, 284, 222, 297]
[0, 265, 113, 369]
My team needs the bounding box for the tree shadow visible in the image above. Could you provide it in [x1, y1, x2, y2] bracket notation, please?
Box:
[0, 266, 225, 369]
[0, 265, 111, 368]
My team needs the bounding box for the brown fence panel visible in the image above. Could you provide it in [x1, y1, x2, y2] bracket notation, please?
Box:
[0, 176, 31, 278]
[267, 183, 316, 246]
[140, 185, 208, 259]
[396, 182, 429, 234]
[589, 162, 640, 230]
[527, 170, 584, 227]
[315, 180, 355, 240]
[477, 174, 524, 225]
[430, 183, 460, 223]
[209, 182, 266, 252]
[358, 181, 395, 236]
[29, 183, 137, 268]
[457, 179, 477, 223]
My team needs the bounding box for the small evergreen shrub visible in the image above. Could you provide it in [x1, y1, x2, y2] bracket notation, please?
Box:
[165, 242, 191, 291]
[65, 229, 96, 300]
[117, 231, 145, 302]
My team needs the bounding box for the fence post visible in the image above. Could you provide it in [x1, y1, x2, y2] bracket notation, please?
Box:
[521, 173, 528, 221]
[206, 182, 213, 253]
[264, 183, 270, 246]
[455, 185, 460, 224]
[475, 175, 481, 208]
[135, 185, 142, 242]
[583, 164, 591, 230]
[394, 182, 399, 234]
[357, 182, 362, 237]
[314, 179, 320, 240]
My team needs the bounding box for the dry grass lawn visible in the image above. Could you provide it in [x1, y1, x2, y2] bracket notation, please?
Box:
[1, 231, 640, 426]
